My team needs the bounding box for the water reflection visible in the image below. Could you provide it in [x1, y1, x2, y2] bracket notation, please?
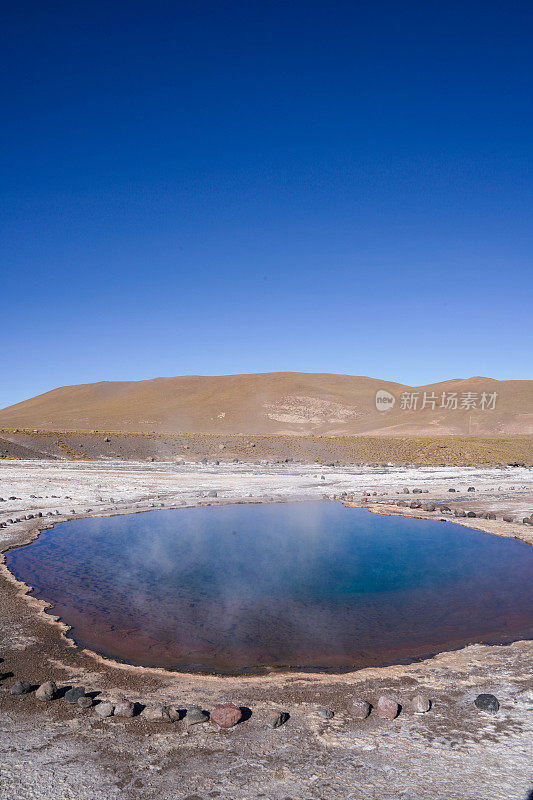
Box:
[6, 502, 533, 673]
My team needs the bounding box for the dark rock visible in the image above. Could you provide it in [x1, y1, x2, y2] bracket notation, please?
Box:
[65, 686, 86, 704]
[412, 489, 422, 494]
[77, 696, 94, 709]
[270, 710, 290, 728]
[467, 511, 477, 518]
[10, 681, 31, 695]
[467, 487, 476, 492]
[35, 681, 57, 701]
[350, 698, 371, 719]
[523, 517, 532, 525]
[186, 707, 209, 726]
[376, 695, 400, 719]
[210, 702, 242, 728]
[474, 693, 499, 713]
[448, 488, 456, 493]
[503, 515, 514, 523]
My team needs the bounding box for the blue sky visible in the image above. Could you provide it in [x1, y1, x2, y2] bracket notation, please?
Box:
[1, 1, 532, 408]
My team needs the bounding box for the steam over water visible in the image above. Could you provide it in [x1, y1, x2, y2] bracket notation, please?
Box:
[6, 502, 533, 673]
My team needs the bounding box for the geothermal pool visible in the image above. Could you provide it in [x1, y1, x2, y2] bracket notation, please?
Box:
[6, 502, 533, 674]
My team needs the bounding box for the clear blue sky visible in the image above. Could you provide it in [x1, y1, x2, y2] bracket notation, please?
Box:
[2, 1, 532, 408]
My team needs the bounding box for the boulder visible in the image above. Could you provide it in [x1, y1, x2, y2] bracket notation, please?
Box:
[210, 702, 242, 728]
[95, 701, 115, 718]
[65, 686, 86, 704]
[185, 707, 209, 726]
[270, 711, 290, 728]
[474, 693, 499, 713]
[114, 700, 136, 717]
[143, 704, 172, 722]
[376, 695, 400, 719]
[411, 694, 431, 713]
[10, 681, 31, 695]
[350, 698, 371, 719]
[466, 511, 477, 518]
[35, 681, 57, 701]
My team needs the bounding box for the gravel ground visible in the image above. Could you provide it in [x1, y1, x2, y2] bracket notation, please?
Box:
[0, 459, 532, 800]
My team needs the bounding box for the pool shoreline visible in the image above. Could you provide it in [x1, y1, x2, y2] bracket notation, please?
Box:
[1, 492, 531, 683]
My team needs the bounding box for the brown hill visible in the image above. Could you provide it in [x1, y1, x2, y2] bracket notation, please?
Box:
[0, 373, 531, 436]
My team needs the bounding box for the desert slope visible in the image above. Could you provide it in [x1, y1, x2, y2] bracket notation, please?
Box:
[0, 373, 531, 435]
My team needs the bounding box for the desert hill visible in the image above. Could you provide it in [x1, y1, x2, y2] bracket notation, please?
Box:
[0, 373, 531, 436]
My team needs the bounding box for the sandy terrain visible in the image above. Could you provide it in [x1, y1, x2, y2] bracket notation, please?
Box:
[0, 459, 532, 800]
[1, 372, 532, 435]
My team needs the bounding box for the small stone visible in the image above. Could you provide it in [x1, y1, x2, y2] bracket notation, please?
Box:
[403, 488, 410, 494]
[207, 490, 217, 497]
[448, 488, 456, 492]
[422, 503, 435, 512]
[376, 695, 400, 719]
[454, 509, 466, 517]
[350, 698, 371, 719]
[474, 694, 499, 713]
[467, 511, 477, 518]
[467, 487, 476, 492]
[503, 515, 514, 522]
[397, 500, 407, 507]
[114, 700, 135, 717]
[65, 686, 86, 704]
[270, 710, 290, 728]
[409, 500, 421, 509]
[166, 706, 183, 722]
[186, 707, 209, 726]
[317, 708, 334, 719]
[412, 488, 422, 494]
[143, 704, 172, 722]
[77, 696, 93, 709]
[411, 694, 431, 713]
[35, 681, 57, 701]
[95, 701, 115, 718]
[10, 681, 31, 695]
[210, 702, 242, 728]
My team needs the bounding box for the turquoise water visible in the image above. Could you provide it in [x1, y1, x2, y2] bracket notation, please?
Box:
[6, 502, 533, 673]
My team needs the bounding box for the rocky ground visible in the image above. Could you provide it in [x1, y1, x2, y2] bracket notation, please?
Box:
[1, 428, 533, 466]
[0, 458, 532, 800]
